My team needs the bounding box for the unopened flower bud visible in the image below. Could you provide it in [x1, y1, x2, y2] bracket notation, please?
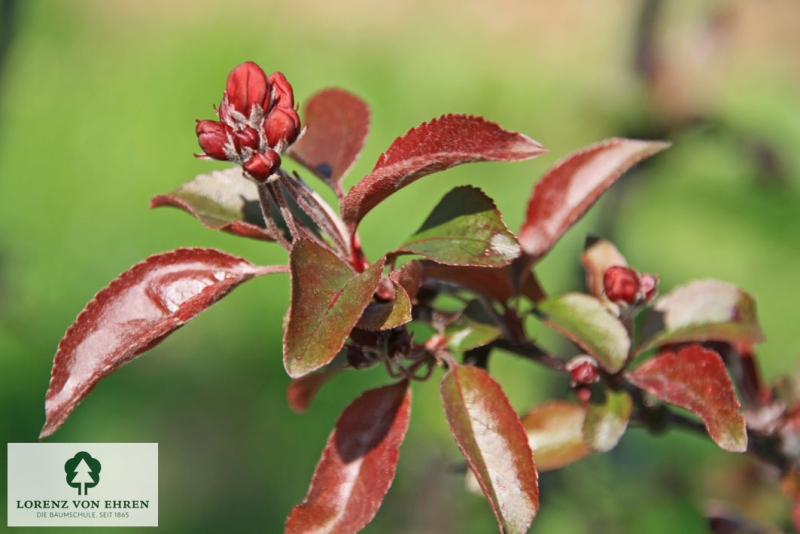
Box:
[195, 120, 231, 160]
[225, 61, 269, 117]
[264, 107, 301, 148]
[232, 126, 260, 153]
[639, 273, 659, 302]
[603, 265, 640, 305]
[566, 356, 599, 386]
[267, 71, 294, 109]
[243, 150, 281, 182]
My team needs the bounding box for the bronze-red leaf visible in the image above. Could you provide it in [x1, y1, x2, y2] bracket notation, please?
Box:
[341, 114, 546, 229]
[41, 248, 287, 438]
[440, 365, 539, 533]
[286, 380, 411, 534]
[288, 88, 370, 197]
[627, 345, 747, 452]
[519, 138, 669, 262]
[284, 239, 384, 378]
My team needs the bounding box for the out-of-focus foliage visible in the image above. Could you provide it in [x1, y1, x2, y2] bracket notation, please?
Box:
[1, 1, 799, 532]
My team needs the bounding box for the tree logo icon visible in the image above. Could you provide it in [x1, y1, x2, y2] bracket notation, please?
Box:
[64, 452, 101, 495]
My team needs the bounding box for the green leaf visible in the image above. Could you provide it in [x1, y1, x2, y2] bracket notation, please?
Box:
[444, 301, 501, 353]
[150, 168, 275, 240]
[637, 279, 765, 353]
[536, 293, 630, 373]
[284, 240, 384, 378]
[440, 365, 539, 533]
[355, 280, 412, 331]
[397, 186, 520, 267]
[583, 389, 633, 453]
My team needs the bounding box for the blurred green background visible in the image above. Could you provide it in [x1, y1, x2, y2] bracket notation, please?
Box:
[1, 0, 799, 532]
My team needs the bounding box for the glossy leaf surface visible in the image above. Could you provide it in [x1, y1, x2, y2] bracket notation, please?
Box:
[581, 237, 628, 300]
[441, 365, 539, 533]
[519, 138, 669, 261]
[286, 380, 411, 534]
[41, 248, 286, 438]
[536, 293, 630, 373]
[341, 114, 546, 228]
[397, 186, 520, 267]
[583, 389, 633, 453]
[628, 345, 747, 452]
[150, 168, 274, 241]
[284, 239, 384, 378]
[638, 279, 765, 353]
[522, 401, 591, 472]
[288, 88, 370, 196]
[355, 280, 412, 331]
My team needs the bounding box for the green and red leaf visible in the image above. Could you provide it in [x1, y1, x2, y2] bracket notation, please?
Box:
[284, 239, 384, 378]
[355, 280, 412, 331]
[396, 186, 520, 267]
[582, 389, 633, 453]
[536, 293, 630, 373]
[41, 248, 287, 438]
[150, 168, 276, 241]
[286, 380, 411, 534]
[518, 138, 669, 261]
[341, 114, 546, 229]
[440, 365, 539, 534]
[521, 401, 591, 471]
[627, 345, 747, 452]
[638, 279, 765, 353]
[288, 88, 370, 197]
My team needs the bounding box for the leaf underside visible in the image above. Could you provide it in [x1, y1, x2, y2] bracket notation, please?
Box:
[341, 114, 546, 229]
[628, 345, 747, 452]
[355, 280, 412, 331]
[440, 365, 539, 534]
[284, 239, 384, 378]
[285, 380, 411, 534]
[41, 248, 286, 438]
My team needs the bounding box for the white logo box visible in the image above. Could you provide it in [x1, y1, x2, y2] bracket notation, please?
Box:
[8, 443, 158, 527]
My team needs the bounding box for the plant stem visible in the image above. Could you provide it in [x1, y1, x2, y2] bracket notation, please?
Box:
[489, 339, 568, 374]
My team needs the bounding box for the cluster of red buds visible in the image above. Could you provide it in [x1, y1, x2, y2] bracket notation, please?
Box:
[603, 265, 658, 306]
[195, 61, 302, 183]
[566, 355, 600, 403]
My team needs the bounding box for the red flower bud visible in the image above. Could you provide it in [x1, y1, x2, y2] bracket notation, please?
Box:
[603, 265, 640, 305]
[232, 126, 260, 153]
[264, 106, 301, 148]
[267, 71, 294, 109]
[566, 356, 599, 386]
[225, 61, 269, 117]
[639, 273, 659, 302]
[195, 120, 231, 160]
[243, 150, 281, 182]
